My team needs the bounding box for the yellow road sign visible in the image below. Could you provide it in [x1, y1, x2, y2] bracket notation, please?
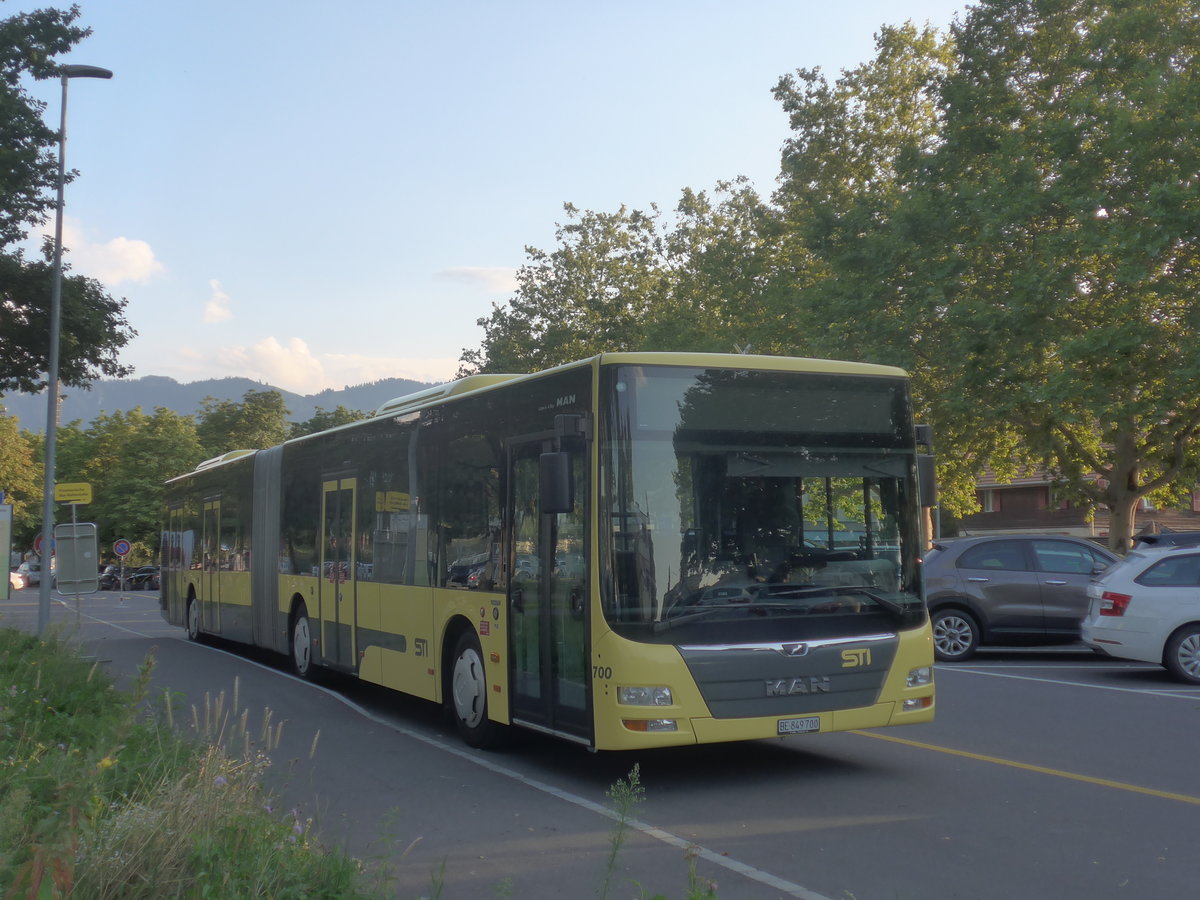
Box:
[55, 482, 93, 504]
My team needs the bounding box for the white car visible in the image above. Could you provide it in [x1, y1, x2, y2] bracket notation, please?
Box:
[1082, 544, 1200, 684]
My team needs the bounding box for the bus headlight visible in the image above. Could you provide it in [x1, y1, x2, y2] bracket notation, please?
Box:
[906, 666, 932, 688]
[618, 686, 673, 706]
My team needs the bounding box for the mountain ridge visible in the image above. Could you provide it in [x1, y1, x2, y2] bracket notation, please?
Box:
[0, 374, 441, 432]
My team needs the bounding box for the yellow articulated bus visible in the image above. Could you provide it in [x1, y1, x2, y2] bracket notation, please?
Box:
[161, 352, 935, 750]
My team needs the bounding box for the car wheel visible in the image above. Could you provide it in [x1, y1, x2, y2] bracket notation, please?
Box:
[290, 603, 316, 679]
[932, 608, 980, 662]
[1164, 625, 1200, 685]
[450, 630, 504, 748]
[186, 596, 201, 642]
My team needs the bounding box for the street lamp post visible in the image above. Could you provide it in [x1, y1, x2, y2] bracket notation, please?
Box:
[37, 64, 112, 636]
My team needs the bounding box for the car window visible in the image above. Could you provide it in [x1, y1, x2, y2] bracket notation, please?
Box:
[1135, 553, 1200, 587]
[1032, 540, 1101, 575]
[958, 540, 1028, 571]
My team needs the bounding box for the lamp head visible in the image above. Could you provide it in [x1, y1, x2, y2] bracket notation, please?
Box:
[60, 65, 113, 80]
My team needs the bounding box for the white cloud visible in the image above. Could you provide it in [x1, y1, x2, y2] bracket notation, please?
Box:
[203, 280, 233, 323]
[436, 267, 518, 293]
[201, 337, 457, 394]
[47, 219, 164, 285]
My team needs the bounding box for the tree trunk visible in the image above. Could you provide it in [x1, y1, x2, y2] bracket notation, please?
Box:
[1106, 494, 1140, 553]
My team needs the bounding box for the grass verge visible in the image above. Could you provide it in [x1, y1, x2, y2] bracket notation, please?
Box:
[0, 628, 376, 898]
[0, 627, 720, 898]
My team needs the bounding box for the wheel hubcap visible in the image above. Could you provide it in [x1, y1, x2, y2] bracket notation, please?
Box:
[934, 616, 973, 657]
[452, 648, 486, 728]
[293, 617, 311, 674]
[187, 601, 199, 637]
[1177, 633, 1200, 680]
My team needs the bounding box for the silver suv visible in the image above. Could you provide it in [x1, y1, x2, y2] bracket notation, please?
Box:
[924, 535, 1117, 661]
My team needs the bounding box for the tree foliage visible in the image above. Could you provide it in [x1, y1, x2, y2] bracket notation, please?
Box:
[0, 4, 88, 247]
[459, 179, 785, 374]
[458, 5, 1200, 548]
[53, 407, 205, 557]
[288, 404, 369, 439]
[917, 0, 1200, 548]
[195, 389, 290, 456]
[0, 3, 135, 394]
[0, 413, 42, 542]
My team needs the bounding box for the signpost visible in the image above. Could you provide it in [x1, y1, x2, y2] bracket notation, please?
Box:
[54, 482, 93, 505]
[0, 504, 11, 602]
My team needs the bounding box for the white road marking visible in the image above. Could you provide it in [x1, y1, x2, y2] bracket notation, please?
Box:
[940, 664, 1200, 699]
[191, 640, 830, 900]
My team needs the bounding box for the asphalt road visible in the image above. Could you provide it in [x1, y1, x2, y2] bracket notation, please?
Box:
[3, 587, 1198, 899]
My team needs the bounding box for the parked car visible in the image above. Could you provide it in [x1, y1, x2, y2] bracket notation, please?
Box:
[9, 569, 25, 591]
[923, 534, 1118, 661]
[1132, 531, 1200, 549]
[1083, 544, 1200, 684]
[17, 561, 41, 587]
[124, 566, 160, 590]
[98, 565, 122, 591]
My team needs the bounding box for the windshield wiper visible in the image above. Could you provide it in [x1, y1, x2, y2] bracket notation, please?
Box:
[653, 604, 757, 633]
[827, 586, 908, 616]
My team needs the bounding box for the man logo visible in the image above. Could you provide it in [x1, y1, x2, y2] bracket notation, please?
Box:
[781, 642, 809, 657]
[841, 647, 872, 668]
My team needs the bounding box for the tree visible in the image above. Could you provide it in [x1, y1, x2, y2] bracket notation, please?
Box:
[196, 389, 289, 455]
[773, 5, 1200, 548]
[288, 405, 369, 439]
[904, 0, 1200, 549]
[459, 180, 782, 375]
[0, 413, 43, 547]
[770, 24, 991, 513]
[56, 407, 205, 557]
[460, 203, 670, 375]
[0, 5, 136, 394]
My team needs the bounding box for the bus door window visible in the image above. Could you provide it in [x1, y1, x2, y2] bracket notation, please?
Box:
[320, 478, 357, 668]
[508, 440, 589, 739]
[202, 500, 221, 632]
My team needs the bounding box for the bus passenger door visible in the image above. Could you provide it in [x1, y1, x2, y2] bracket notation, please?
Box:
[201, 500, 222, 633]
[508, 440, 590, 741]
[320, 478, 357, 669]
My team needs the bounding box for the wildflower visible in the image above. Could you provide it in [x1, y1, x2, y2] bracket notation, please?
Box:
[213, 775, 227, 787]
[97, 756, 117, 770]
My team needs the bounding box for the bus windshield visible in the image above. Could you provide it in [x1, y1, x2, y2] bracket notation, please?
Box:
[600, 365, 925, 643]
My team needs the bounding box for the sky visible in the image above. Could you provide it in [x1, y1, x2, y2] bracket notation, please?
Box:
[12, 0, 970, 394]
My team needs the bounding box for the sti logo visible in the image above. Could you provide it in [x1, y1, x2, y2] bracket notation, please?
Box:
[841, 648, 872, 668]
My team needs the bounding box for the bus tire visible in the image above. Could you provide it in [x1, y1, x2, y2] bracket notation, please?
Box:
[290, 602, 316, 680]
[186, 595, 201, 642]
[450, 630, 503, 748]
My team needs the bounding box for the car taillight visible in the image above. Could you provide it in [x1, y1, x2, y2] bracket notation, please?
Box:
[1099, 591, 1131, 616]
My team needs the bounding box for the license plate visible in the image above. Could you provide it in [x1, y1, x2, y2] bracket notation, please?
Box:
[777, 716, 821, 735]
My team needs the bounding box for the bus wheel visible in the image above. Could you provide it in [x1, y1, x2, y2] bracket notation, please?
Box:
[291, 603, 315, 679]
[450, 631, 501, 748]
[186, 596, 200, 642]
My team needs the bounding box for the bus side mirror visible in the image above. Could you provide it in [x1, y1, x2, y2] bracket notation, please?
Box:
[917, 454, 937, 508]
[540, 451, 573, 514]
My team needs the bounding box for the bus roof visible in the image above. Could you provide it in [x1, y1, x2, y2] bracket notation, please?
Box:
[171, 353, 910, 477]
[369, 352, 908, 418]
